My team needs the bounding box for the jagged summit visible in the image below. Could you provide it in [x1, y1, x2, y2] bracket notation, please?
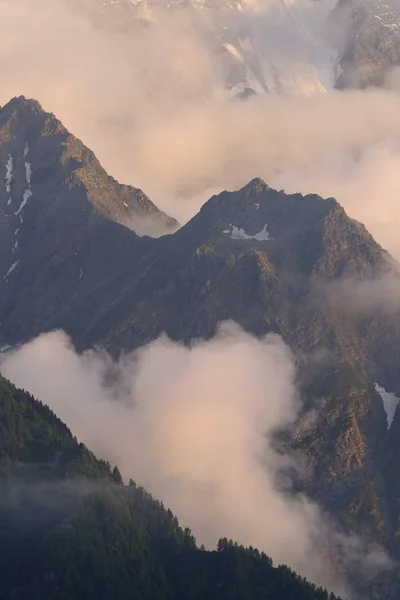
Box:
[0, 96, 176, 233]
[1, 95, 42, 121]
[239, 178, 270, 195]
[189, 180, 344, 255]
[1, 95, 43, 111]
[0, 96, 177, 346]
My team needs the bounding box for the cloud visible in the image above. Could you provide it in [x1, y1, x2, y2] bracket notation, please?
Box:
[315, 269, 400, 316]
[0, 324, 392, 596]
[3, 0, 400, 262]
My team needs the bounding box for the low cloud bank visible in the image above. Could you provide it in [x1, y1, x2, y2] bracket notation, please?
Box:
[0, 323, 391, 596]
[316, 270, 400, 316]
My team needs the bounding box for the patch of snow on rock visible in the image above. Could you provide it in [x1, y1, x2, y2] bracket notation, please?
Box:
[25, 162, 32, 185]
[375, 383, 400, 429]
[23, 143, 29, 158]
[14, 189, 32, 216]
[223, 223, 272, 241]
[4, 260, 19, 280]
[4, 155, 13, 194]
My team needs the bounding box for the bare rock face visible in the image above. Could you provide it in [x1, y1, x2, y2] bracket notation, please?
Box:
[0, 96, 176, 347]
[329, 0, 400, 89]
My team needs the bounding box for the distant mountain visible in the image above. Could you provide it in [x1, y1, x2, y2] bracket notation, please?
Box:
[329, 0, 400, 89]
[69, 0, 340, 97]
[0, 373, 343, 600]
[73, 0, 400, 95]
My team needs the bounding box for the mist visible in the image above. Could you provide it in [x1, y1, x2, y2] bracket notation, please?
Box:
[0, 323, 392, 597]
[316, 270, 400, 316]
[2, 0, 400, 259]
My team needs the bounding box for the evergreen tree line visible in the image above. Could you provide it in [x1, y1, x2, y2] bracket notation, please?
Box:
[0, 374, 343, 600]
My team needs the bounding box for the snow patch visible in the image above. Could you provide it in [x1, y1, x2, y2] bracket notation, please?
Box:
[375, 383, 400, 429]
[255, 203, 260, 210]
[23, 143, 29, 158]
[223, 223, 272, 241]
[14, 189, 32, 216]
[4, 155, 13, 197]
[4, 260, 19, 280]
[79, 268, 83, 279]
[25, 162, 32, 185]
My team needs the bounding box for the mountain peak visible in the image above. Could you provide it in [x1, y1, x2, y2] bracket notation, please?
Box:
[239, 178, 270, 195]
[0, 96, 176, 235]
[0, 96, 44, 118]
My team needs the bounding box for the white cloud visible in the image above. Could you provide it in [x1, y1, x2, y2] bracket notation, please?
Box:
[0, 324, 391, 596]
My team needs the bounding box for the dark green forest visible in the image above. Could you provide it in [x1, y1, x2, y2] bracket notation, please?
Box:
[0, 374, 341, 600]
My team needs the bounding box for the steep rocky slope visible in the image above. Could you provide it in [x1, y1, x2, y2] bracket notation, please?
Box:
[0, 96, 176, 348]
[329, 0, 400, 89]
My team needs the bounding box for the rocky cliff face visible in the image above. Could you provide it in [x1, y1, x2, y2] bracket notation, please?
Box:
[0, 96, 176, 348]
[329, 0, 400, 89]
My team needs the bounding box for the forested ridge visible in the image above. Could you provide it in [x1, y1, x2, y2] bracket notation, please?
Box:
[0, 373, 341, 600]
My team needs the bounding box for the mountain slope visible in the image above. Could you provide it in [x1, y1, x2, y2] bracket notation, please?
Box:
[45, 178, 400, 567]
[0, 96, 176, 348]
[0, 373, 342, 600]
